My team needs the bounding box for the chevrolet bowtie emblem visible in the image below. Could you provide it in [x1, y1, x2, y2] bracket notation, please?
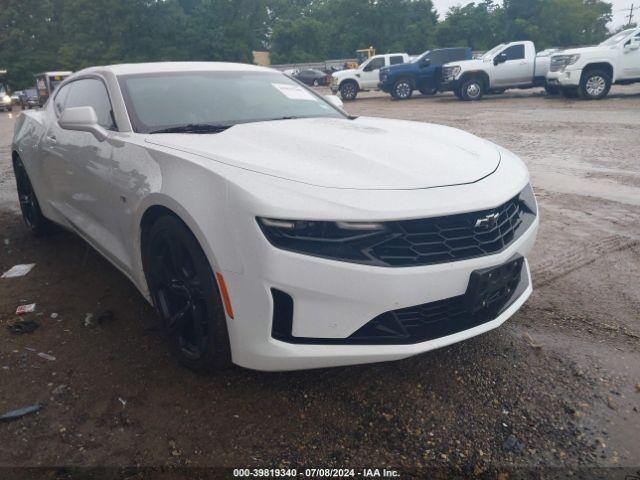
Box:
[475, 213, 500, 230]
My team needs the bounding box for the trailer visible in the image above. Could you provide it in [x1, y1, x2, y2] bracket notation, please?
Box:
[35, 71, 72, 107]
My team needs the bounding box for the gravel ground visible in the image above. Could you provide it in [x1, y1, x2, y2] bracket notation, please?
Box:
[0, 86, 639, 478]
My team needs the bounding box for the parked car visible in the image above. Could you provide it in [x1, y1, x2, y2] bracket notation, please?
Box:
[12, 62, 538, 372]
[20, 88, 39, 109]
[11, 90, 22, 105]
[441, 41, 554, 100]
[378, 48, 472, 100]
[331, 53, 410, 100]
[292, 68, 330, 86]
[35, 71, 73, 106]
[546, 27, 640, 99]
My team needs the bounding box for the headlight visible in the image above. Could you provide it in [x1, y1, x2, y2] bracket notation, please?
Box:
[552, 54, 580, 68]
[257, 218, 386, 263]
[566, 54, 580, 65]
[2, 95, 10, 103]
[443, 66, 461, 81]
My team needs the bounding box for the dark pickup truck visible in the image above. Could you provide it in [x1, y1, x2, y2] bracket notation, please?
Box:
[378, 47, 472, 100]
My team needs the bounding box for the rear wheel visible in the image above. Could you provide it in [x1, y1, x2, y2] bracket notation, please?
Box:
[460, 78, 484, 101]
[579, 69, 611, 100]
[144, 215, 231, 372]
[12, 156, 52, 236]
[392, 79, 413, 100]
[339, 81, 358, 101]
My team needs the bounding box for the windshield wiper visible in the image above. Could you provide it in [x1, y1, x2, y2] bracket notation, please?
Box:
[149, 123, 232, 134]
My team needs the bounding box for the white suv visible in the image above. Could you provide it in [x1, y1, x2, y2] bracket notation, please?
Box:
[546, 27, 640, 99]
[331, 53, 409, 100]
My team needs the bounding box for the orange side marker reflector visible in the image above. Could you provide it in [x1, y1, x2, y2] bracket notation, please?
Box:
[215, 272, 234, 319]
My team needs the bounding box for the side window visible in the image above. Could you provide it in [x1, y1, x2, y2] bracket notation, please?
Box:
[364, 57, 385, 71]
[390, 55, 404, 65]
[451, 49, 468, 61]
[502, 44, 525, 61]
[64, 78, 116, 130]
[54, 83, 71, 115]
[430, 51, 444, 65]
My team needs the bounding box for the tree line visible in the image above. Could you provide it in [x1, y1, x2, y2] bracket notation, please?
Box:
[0, 0, 614, 89]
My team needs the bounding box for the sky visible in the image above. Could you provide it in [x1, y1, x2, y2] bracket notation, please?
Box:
[431, 0, 635, 30]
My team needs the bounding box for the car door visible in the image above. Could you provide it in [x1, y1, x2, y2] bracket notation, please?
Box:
[621, 32, 640, 79]
[43, 77, 128, 267]
[358, 57, 386, 89]
[417, 51, 442, 90]
[492, 44, 531, 87]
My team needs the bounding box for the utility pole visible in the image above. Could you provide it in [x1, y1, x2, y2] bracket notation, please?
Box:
[623, 3, 635, 27]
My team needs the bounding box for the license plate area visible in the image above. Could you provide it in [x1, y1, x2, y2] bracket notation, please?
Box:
[465, 255, 524, 315]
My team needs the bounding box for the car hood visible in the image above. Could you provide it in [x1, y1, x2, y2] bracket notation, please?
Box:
[332, 69, 358, 80]
[555, 45, 613, 57]
[145, 116, 501, 190]
[447, 59, 487, 70]
[381, 63, 414, 74]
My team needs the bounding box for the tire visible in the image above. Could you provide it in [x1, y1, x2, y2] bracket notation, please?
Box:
[391, 79, 413, 100]
[143, 215, 232, 372]
[459, 78, 484, 101]
[544, 83, 559, 95]
[579, 69, 611, 100]
[560, 87, 579, 99]
[12, 156, 53, 237]
[339, 81, 358, 101]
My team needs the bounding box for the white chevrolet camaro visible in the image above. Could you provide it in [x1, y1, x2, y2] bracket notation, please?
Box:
[11, 62, 538, 371]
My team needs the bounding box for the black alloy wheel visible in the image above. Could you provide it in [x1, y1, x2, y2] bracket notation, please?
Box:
[145, 215, 231, 371]
[13, 156, 51, 236]
[392, 79, 413, 100]
[339, 81, 358, 101]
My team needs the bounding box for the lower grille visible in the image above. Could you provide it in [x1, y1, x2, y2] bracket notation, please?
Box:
[271, 256, 528, 345]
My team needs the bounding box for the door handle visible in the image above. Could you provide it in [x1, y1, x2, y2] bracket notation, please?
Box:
[46, 135, 57, 144]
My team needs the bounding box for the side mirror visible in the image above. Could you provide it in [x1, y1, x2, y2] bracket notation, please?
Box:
[324, 94, 344, 109]
[420, 59, 431, 68]
[494, 53, 507, 65]
[627, 38, 640, 50]
[58, 106, 109, 142]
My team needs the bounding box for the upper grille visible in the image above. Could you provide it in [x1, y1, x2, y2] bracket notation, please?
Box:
[361, 184, 536, 267]
[259, 184, 536, 268]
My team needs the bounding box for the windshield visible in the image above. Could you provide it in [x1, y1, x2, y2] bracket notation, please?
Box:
[411, 50, 430, 63]
[600, 29, 636, 46]
[482, 44, 505, 60]
[118, 71, 344, 134]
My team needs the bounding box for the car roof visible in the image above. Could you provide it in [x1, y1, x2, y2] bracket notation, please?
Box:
[74, 61, 274, 77]
[35, 71, 73, 76]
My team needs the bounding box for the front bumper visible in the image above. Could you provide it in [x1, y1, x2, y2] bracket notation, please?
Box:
[439, 78, 461, 92]
[222, 195, 538, 371]
[546, 69, 581, 87]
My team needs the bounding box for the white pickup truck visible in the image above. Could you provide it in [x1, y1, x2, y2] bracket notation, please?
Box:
[546, 27, 640, 99]
[441, 41, 554, 100]
[331, 53, 409, 100]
